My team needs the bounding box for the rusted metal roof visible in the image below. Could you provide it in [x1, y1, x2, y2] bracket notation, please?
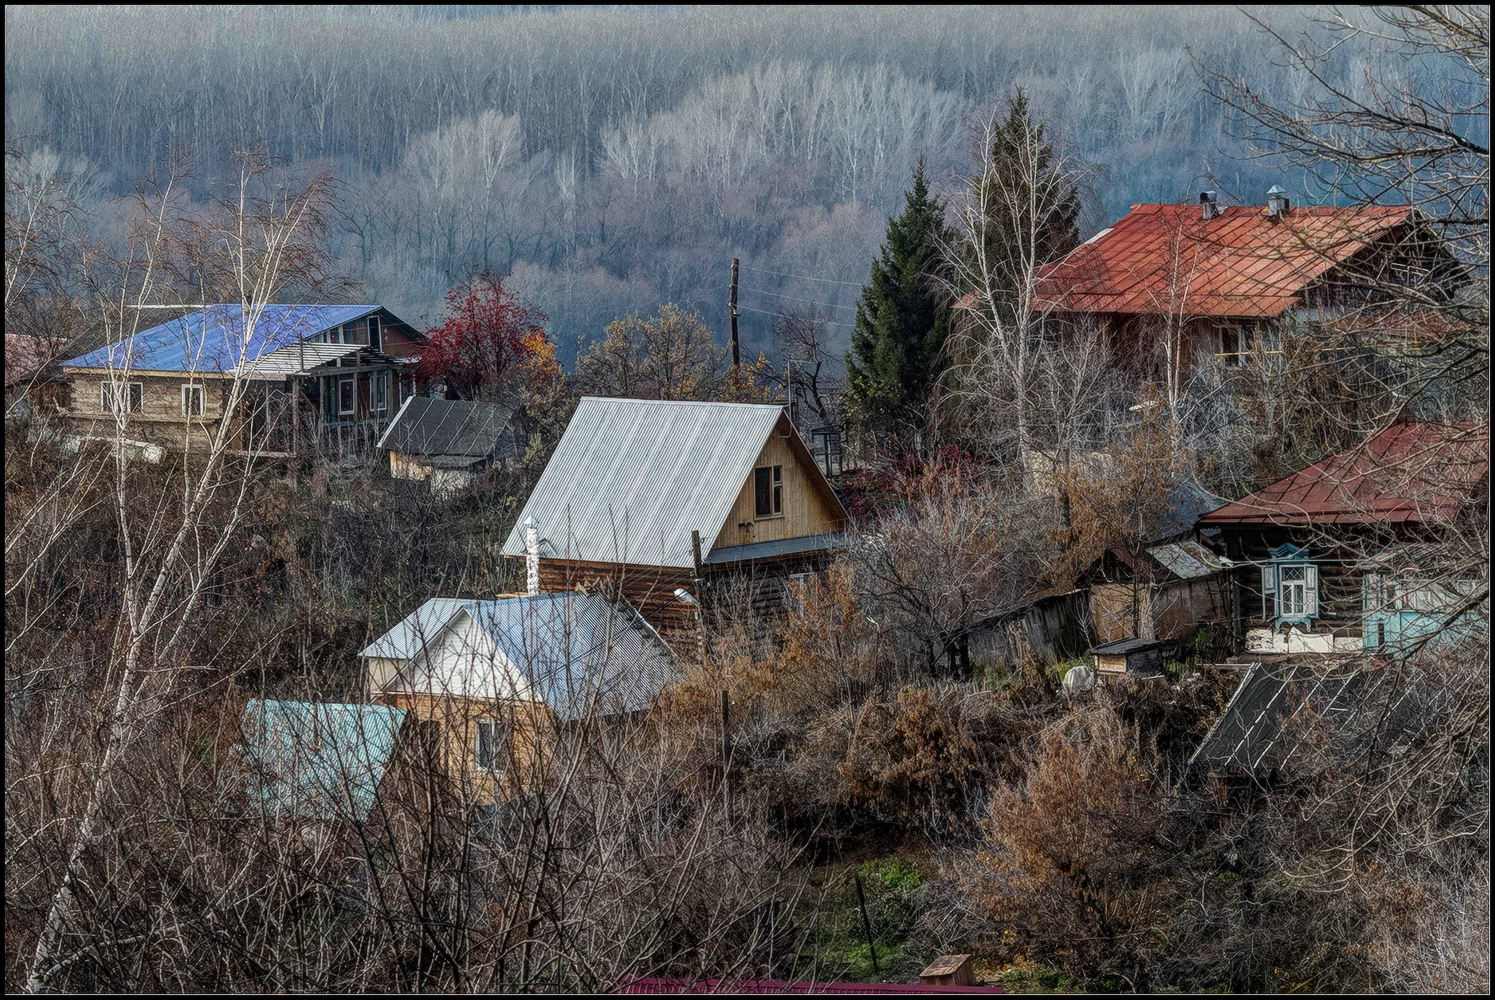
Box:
[501, 397, 848, 569]
[1198, 422, 1489, 527]
[1030, 202, 1414, 319]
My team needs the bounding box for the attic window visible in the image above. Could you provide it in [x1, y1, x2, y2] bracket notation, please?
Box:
[475, 719, 509, 772]
[368, 314, 381, 352]
[754, 465, 783, 519]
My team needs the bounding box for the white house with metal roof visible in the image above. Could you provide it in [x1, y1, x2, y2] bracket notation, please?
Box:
[360, 591, 678, 801]
[499, 396, 849, 639]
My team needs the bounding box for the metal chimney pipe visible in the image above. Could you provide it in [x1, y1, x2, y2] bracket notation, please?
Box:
[524, 516, 540, 596]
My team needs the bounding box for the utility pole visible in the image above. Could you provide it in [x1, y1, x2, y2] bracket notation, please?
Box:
[729, 257, 740, 369]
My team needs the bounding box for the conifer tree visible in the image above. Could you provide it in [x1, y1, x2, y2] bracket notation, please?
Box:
[973, 87, 1083, 323]
[845, 158, 954, 435]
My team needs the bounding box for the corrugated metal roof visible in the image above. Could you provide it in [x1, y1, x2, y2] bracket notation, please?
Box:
[370, 593, 679, 721]
[1146, 539, 1229, 581]
[61, 303, 383, 372]
[501, 397, 801, 568]
[1031, 202, 1414, 318]
[360, 597, 472, 659]
[703, 531, 847, 565]
[230, 341, 366, 378]
[1189, 662, 1438, 775]
[1198, 422, 1489, 527]
[240, 699, 406, 822]
[376, 395, 516, 461]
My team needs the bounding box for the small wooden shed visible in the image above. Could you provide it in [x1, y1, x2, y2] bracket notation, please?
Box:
[919, 954, 976, 987]
[1090, 637, 1176, 676]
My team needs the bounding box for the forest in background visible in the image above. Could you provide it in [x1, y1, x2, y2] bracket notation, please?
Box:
[5, 4, 1467, 362]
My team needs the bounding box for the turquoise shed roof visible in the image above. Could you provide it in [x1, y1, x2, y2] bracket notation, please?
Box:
[241, 699, 407, 822]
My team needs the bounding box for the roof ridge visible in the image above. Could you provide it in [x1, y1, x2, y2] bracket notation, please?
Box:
[578, 395, 784, 411]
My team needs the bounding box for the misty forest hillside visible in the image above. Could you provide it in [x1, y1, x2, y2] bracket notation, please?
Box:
[4, 4, 1461, 361]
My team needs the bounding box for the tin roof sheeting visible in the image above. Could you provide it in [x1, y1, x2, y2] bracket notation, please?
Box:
[371, 593, 679, 722]
[1032, 203, 1414, 318]
[704, 531, 847, 565]
[61, 303, 383, 372]
[1146, 539, 1229, 581]
[231, 341, 368, 378]
[359, 597, 473, 659]
[1189, 663, 1440, 775]
[240, 699, 406, 822]
[376, 396, 516, 461]
[500, 397, 793, 569]
[1198, 422, 1488, 527]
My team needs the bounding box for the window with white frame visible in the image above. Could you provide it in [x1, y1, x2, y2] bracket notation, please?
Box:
[1260, 544, 1318, 624]
[100, 380, 143, 414]
[181, 383, 205, 417]
[475, 719, 509, 772]
[374, 371, 388, 412]
[338, 376, 355, 415]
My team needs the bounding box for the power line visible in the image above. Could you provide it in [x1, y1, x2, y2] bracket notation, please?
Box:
[738, 263, 865, 288]
[740, 285, 858, 313]
[736, 304, 857, 330]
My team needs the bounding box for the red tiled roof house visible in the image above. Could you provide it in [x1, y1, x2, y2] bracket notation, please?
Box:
[974, 188, 1463, 382]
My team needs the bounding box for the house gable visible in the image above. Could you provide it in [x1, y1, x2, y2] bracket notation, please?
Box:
[712, 413, 847, 552]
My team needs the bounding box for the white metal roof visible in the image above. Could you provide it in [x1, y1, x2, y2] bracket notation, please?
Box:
[500, 397, 796, 569]
[365, 593, 678, 721]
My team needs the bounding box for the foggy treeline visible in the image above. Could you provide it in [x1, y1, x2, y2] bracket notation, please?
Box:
[2, 5, 1466, 359]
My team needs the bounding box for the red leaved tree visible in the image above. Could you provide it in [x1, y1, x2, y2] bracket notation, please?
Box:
[416, 272, 550, 400]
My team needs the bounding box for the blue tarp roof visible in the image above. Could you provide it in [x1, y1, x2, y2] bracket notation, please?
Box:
[240, 699, 406, 823]
[61, 303, 382, 372]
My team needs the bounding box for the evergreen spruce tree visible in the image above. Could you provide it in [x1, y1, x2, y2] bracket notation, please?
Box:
[845, 158, 954, 435]
[975, 87, 1083, 322]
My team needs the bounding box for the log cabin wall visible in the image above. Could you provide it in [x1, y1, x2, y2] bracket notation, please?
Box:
[64, 371, 228, 451]
[536, 558, 699, 648]
[1219, 525, 1393, 643]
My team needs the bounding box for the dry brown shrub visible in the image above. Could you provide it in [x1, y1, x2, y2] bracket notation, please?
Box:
[953, 700, 1181, 986]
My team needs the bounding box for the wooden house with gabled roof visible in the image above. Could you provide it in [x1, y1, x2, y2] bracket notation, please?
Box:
[958, 190, 1465, 381]
[54, 303, 424, 457]
[499, 397, 850, 642]
[1197, 421, 1488, 656]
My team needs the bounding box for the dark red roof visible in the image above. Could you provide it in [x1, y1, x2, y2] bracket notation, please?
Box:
[1029, 202, 1413, 319]
[1198, 422, 1489, 527]
[619, 978, 1002, 994]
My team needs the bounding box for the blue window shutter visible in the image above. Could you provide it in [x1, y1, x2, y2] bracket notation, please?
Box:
[1261, 565, 1275, 619]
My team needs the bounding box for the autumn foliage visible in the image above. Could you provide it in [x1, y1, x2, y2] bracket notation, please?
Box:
[416, 272, 551, 400]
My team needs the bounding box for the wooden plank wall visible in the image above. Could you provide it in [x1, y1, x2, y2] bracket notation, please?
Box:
[712, 429, 843, 551]
[377, 691, 555, 806]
